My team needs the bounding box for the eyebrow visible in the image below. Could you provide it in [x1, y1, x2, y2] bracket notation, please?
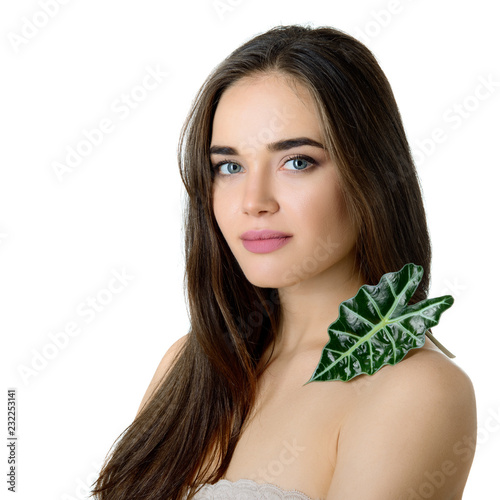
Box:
[209, 137, 325, 156]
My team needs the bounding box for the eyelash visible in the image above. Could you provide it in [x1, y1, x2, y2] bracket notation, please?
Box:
[211, 154, 318, 175]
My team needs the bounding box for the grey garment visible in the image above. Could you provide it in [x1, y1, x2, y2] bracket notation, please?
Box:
[188, 478, 324, 500]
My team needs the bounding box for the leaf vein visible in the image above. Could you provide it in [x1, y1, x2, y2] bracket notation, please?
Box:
[361, 287, 384, 320]
[341, 304, 375, 328]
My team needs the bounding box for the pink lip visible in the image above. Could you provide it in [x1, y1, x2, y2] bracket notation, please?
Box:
[240, 230, 292, 254]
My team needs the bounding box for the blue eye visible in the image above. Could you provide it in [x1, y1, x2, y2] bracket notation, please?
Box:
[217, 161, 242, 175]
[282, 155, 315, 171]
[212, 155, 317, 175]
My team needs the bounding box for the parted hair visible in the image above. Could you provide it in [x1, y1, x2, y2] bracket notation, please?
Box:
[91, 23, 432, 500]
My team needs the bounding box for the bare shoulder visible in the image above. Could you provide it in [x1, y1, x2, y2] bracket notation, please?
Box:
[327, 346, 477, 499]
[343, 340, 476, 416]
[156, 334, 189, 371]
[344, 344, 477, 442]
[390, 348, 474, 433]
[136, 334, 189, 417]
[368, 346, 478, 455]
[374, 344, 476, 404]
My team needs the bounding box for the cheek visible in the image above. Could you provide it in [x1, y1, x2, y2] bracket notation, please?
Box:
[325, 189, 356, 244]
[212, 199, 225, 236]
[292, 180, 356, 255]
[212, 186, 235, 241]
[294, 175, 348, 228]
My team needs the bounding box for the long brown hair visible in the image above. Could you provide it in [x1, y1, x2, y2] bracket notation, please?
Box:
[91, 24, 432, 499]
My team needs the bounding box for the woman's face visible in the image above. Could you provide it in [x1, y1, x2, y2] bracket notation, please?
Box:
[210, 72, 359, 289]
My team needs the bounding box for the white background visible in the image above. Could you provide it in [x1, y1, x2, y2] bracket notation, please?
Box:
[1, 1, 499, 498]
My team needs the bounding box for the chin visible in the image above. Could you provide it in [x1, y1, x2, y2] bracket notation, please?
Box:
[238, 264, 301, 290]
[241, 273, 283, 289]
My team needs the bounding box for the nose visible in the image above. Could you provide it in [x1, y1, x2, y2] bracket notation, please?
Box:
[241, 166, 279, 217]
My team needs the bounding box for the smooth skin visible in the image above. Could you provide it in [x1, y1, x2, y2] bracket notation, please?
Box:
[209, 72, 477, 499]
[211, 73, 365, 356]
[139, 72, 477, 499]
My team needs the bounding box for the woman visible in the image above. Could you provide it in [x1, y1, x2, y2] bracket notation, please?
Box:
[92, 24, 477, 499]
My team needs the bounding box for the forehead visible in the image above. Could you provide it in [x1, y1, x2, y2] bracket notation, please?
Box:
[210, 73, 324, 147]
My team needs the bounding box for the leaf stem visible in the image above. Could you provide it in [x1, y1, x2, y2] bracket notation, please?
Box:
[425, 331, 456, 358]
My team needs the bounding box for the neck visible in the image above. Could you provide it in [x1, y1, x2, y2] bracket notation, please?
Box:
[273, 256, 365, 359]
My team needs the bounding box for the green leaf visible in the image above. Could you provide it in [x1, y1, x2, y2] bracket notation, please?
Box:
[305, 263, 454, 384]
